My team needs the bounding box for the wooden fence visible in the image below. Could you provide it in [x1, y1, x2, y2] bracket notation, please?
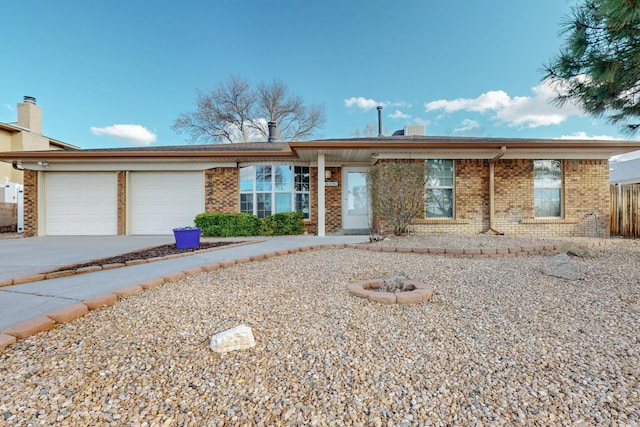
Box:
[610, 184, 640, 238]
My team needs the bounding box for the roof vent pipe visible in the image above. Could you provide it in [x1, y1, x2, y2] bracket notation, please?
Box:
[23, 96, 36, 105]
[267, 121, 277, 142]
[377, 106, 383, 137]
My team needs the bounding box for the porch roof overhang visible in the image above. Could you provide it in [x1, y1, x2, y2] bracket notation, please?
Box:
[289, 137, 640, 162]
[2, 137, 640, 169]
[0, 142, 297, 170]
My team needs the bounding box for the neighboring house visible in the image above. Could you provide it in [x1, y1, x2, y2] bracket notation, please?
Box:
[1, 126, 640, 237]
[610, 158, 640, 185]
[0, 96, 77, 184]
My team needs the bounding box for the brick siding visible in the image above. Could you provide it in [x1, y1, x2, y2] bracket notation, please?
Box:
[325, 167, 342, 233]
[117, 171, 126, 235]
[304, 167, 341, 234]
[19, 159, 610, 238]
[409, 158, 610, 237]
[23, 169, 37, 237]
[205, 168, 238, 213]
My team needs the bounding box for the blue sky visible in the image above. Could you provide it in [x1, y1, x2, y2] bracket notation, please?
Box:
[2, 0, 637, 158]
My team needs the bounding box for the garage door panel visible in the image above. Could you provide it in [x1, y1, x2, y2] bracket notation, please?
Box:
[45, 173, 118, 235]
[130, 172, 204, 235]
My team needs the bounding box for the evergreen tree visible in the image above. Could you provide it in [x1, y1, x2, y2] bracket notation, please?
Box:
[544, 0, 640, 133]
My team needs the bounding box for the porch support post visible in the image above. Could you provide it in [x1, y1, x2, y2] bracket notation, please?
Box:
[317, 153, 326, 237]
[488, 146, 506, 235]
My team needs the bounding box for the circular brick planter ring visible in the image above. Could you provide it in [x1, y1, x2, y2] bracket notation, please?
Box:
[347, 279, 434, 305]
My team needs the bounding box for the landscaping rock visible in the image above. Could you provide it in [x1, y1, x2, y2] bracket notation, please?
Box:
[209, 325, 256, 354]
[543, 253, 584, 280]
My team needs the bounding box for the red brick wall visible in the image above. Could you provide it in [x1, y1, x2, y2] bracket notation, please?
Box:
[23, 169, 37, 237]
[304, 167, 342, 234]
[117, 171, 126, 235]
[410, 158, 610, 237]
[205, 168, 238, 213]
[494, 159, 535, 225]
[325, 167, 342, 233]
[19, 160, 609, 238]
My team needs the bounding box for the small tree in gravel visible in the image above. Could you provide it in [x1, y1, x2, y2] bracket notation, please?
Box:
[368, 162, 426, 236]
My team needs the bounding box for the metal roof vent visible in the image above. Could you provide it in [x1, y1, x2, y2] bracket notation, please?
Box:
[23, 96, 37, 105]
[267, 121, 278, 142]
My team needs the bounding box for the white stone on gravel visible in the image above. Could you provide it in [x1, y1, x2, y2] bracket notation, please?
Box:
[209, 325, 255, 354]
[0, 236, 638, 425]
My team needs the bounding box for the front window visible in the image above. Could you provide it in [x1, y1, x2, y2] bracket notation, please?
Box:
[239, 165, 310, 219]
[425, 159, 454, 218]
[534, 160, 562, 217]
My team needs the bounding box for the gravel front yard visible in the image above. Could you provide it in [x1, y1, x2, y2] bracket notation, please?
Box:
[1, 237, 639, 426]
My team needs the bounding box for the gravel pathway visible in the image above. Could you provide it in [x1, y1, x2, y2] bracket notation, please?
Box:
[1, 237, 639, 426]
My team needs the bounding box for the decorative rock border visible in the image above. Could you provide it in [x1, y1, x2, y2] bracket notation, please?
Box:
[0, 238, 614, 351]
[347, 279, 434, 305]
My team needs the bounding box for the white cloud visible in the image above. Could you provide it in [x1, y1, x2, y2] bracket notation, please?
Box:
[344, 97, 410, 111]
[344, 97, 380, 110]
[389, 110, 411, 120]
[426, 90, 511, 113]
[557, 132, 640, 161]
[424, 78, 584, 129]
[557, 131, 618, 141]
[454, 119, 481, 133]
[90, 124, 157, 145]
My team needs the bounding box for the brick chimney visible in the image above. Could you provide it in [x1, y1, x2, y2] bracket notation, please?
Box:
[17, 96, 42, 135]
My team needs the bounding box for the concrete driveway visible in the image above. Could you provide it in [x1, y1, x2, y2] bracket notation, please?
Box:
[0, 234, 370, 332]
[0, 235, 181, 282]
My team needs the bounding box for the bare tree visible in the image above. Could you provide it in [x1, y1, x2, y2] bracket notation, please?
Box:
[368, 162, 426, 236]
[172, 76, 325, 143]
[254, 81, 325, 141]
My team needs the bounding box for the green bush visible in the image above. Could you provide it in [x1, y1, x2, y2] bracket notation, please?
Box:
[194, 212, 260, 237]
[259, 211, 305, 236]
[194, 211, 305, 237]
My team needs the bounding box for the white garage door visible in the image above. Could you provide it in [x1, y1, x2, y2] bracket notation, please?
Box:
[130, 172, 204, 235]
[45, 172, 118, 235]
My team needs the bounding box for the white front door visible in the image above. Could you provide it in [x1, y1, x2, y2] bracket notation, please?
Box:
[342, 167, 370, 230]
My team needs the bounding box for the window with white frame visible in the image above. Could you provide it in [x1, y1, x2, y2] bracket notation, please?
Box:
[239, 165, 310, 219]
[425, 159, 454, 218]
[534, 160, 562, 217]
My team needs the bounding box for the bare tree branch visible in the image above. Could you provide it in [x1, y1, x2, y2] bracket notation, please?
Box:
[172, 76, 325, 143]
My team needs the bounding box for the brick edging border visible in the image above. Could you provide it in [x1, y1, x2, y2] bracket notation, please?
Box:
[0, 239, 610, 352]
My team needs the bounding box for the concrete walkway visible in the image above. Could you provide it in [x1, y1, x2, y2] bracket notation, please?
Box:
[0, 235, 369, 331]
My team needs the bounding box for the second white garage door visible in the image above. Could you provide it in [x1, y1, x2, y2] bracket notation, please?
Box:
[130, 172, 205, 235]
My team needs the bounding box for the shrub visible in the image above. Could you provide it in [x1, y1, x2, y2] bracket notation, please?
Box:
[194, 212, 260, 237]
[368, 162, 426, 236]
[194, 211, 304, 237]
[259, 211, 304, 236]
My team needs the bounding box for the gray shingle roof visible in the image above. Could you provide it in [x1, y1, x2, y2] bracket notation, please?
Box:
[610, 158, 640, 184]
